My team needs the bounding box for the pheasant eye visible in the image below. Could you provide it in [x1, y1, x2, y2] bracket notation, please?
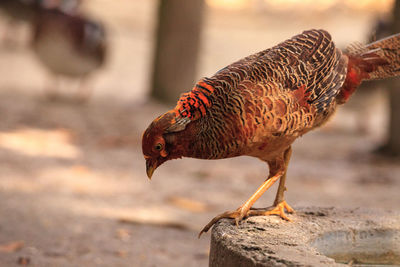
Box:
[154, 143, 163, 151]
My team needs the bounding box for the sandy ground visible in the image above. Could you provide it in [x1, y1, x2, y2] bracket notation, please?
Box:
[0, 1, 399, 266]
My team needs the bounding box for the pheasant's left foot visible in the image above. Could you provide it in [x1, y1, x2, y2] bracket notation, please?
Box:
[198, 201, 294, 238]
[248, 200, 294, 221]
[198, 206, 250, 238]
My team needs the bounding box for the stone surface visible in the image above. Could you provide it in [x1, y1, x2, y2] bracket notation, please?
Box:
[210, 207, 400, 267]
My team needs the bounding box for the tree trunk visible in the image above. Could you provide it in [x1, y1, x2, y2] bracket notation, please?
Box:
[150, 0, 204, 104]
[387, 82, 400, 155]
[383, 0, 400, 156]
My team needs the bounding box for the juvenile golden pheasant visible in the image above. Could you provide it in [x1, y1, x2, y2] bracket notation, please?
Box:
[142, 29, 400, 236]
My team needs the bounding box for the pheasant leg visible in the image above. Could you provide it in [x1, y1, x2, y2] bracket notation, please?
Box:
[247, 147, 294, 221]
[75, 76, 92, 103]
[198, 147, 293, 238]
[198, 169, 283, 238]
[249, 146, 295, 219]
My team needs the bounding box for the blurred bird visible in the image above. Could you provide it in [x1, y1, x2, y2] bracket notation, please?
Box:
[0, 0, 81, 18]
[0, 0, 81, 46]
[40, 0, 82, 14]
[31, 8, 107, 101]
[0, 0, 39, 45]
[0, 0, 39, 22]
[142, 29, 400, 236]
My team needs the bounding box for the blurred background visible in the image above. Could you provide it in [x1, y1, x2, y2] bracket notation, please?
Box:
[0, 0, 399, 266]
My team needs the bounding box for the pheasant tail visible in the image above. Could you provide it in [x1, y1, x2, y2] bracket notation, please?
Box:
[364, 33, 400, 80]
[338, 32, 400, 104]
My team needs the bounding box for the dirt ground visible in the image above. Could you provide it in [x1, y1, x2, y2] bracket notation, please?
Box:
[0, 1, 399, 266]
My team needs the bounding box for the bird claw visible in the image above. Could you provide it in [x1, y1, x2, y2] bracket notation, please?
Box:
[248, 201, 294, 221]
[198, 201, 294, 238]
[198, 207, 248, 238]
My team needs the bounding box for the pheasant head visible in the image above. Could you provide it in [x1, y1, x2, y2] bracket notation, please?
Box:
[142, 110, 192, 179]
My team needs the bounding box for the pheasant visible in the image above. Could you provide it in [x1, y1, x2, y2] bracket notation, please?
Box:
[142, 29, 400, 237]
[0, 0, 81, 45]
[32, 8, 106, 101]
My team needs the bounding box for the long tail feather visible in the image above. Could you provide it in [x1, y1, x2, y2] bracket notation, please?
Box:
[337, 33, 400, 104]
[362, 33, 400, 80]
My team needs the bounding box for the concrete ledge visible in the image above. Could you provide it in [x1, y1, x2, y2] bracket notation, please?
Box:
[209, 207, 400, 266]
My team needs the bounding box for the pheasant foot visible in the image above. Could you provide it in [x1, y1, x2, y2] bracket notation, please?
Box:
[198, 201, 294, 238]
[248, 200, 294, 221]
[198, 206, 250, 238]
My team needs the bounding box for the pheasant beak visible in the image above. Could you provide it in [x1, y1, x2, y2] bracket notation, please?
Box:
[146, 158, 157, 179]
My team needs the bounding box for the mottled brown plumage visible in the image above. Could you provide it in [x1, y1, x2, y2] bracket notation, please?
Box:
[142, 29, 400, 236]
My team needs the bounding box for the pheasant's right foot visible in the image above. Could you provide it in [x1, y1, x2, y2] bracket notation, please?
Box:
[248, 200, 294, 221]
